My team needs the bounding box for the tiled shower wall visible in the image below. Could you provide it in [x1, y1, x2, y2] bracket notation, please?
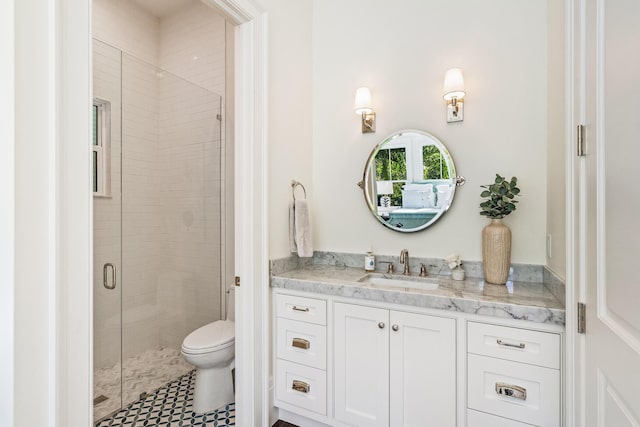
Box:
[93, 0, 226, 368]
[121, 54, 165, 360]
[159, 1, 226, 96]
[156, 70, 222, 350]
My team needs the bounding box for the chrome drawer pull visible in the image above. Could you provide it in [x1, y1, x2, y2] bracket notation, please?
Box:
[292, 306, 310, 312]
[496, 339, 525, 349]
[292, 380, 310, 393]
[495, 382, 527, 400]
[103, 263, 116, 290]
[292, 338, 310, 349]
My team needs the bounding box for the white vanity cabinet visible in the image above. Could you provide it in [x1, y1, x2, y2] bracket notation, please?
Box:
[466, 322, 561, 426]
[274, 294, 328, 417]
[271, 288, 563, 427]
[333, 302, 456, 427]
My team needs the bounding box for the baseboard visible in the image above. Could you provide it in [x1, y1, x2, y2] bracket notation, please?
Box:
[279, 409, 331, 427]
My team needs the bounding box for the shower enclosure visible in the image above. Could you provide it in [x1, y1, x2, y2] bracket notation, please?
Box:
[92, 39, 225, 421]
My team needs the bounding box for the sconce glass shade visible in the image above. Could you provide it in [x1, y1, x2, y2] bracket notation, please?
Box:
[443, 68, 466, 100]
[376, 180, 394, 195]
[354, 87, 373, 115]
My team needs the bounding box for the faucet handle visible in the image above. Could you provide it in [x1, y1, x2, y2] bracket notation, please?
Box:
[379, 261, 395, 274]
[419, 263, 428, 277]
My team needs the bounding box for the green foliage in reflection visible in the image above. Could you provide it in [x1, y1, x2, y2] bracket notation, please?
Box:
[422, 145, 450, 179]
[375, 148, 406, 180]
[375, 148, 406, 205]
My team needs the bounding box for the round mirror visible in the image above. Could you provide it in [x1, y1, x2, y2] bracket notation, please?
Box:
[360, 129, 462, 232]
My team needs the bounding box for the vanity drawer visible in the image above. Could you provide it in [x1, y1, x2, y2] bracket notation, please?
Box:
[467, 354, 559, 427]
[276, 318, 326, 369]
[275, 359, 326, 416]
[467, 409, 534, 426]
[276, 294, 327, 325]
[467, 322, 560, 369]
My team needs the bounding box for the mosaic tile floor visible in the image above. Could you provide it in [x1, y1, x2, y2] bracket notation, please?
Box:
[96, 370, 235, 426]
[94, 347, 194, 421]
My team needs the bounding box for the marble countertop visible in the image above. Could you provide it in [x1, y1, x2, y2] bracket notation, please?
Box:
[271, 265, 565, 326]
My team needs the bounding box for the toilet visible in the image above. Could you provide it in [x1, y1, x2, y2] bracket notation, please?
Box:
[182, 319, 235, 414]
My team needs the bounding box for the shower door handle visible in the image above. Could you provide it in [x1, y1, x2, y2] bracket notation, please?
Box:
[103, 263, 116, 290]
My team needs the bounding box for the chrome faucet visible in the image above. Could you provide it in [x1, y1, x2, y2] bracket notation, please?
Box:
[400, 249, 410, 275]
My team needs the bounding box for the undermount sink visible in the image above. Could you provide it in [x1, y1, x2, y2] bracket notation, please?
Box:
[357, 273, 439, 291]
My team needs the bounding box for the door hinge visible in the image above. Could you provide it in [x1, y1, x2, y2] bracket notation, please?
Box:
[217, 114, 222, 121]
[577, 124, 586, 157]
[235, 276, 240, 287]
[577, 302, 586, 334]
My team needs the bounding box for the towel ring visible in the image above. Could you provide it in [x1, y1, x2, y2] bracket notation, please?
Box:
[291, 180, 307, 200]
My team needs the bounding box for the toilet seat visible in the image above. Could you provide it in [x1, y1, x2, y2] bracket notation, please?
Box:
[182, 320, 235, 355]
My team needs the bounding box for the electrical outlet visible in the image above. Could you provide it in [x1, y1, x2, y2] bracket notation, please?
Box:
[546, 234, 552, 259]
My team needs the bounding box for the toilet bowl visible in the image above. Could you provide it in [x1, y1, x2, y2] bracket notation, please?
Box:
[182, 319, 235, 414]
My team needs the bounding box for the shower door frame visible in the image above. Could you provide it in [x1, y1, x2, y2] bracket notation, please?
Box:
[52, 0, 270, 426]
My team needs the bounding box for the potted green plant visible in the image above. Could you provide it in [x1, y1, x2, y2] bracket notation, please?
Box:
[479, 174, 521, 285]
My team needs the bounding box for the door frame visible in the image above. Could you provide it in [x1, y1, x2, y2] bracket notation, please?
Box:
[567, 0, 586, 425]
[50, 0, 268, 425]
[206, 0, 271, 425]
[0, 0, 15, 425]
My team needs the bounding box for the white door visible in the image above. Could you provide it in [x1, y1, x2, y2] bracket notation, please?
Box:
[389, 311, 456, 427]
[334, 303, 389, 427]
[581, 0, 640, 424]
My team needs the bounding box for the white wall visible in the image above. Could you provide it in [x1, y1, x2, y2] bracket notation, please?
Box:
[264, 0, 314, 259]
[309, 0, 548, 264]
[546, 0, 567, 279]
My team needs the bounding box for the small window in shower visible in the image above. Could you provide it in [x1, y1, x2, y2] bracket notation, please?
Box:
[92, 99, 111, 197]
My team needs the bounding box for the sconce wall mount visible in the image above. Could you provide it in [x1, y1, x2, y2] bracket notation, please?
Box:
[443, 68, 465, 123]
[354, 87, 376, 133]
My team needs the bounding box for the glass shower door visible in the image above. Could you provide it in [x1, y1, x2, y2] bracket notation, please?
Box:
[120, 53, 223, 409]
[92, 40, 223, 422]
[92, 39, 123, 422]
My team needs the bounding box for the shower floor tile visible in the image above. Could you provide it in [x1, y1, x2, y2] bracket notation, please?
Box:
[94, 346, 194, 422]
[95, 370, 235, 427]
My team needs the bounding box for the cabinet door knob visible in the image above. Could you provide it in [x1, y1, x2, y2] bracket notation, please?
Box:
[378, 322, 385, 329]
[392, 324, 399, 331]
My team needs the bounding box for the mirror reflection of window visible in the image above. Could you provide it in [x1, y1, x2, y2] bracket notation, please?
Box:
[375, 147, 406, 206]
[422, 145, 450, 180]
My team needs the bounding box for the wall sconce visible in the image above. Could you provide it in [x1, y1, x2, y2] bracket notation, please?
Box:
[443, 68, 465, 123]
[354, 87, 376, 133]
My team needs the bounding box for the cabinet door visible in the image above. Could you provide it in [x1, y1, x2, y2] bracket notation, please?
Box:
[334, 303, 389, 427]
[389, 311, 456, 427]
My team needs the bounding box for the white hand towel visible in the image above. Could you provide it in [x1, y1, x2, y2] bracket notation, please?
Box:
[289, 202, 297, 253]
[293, 199, 314, 258]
